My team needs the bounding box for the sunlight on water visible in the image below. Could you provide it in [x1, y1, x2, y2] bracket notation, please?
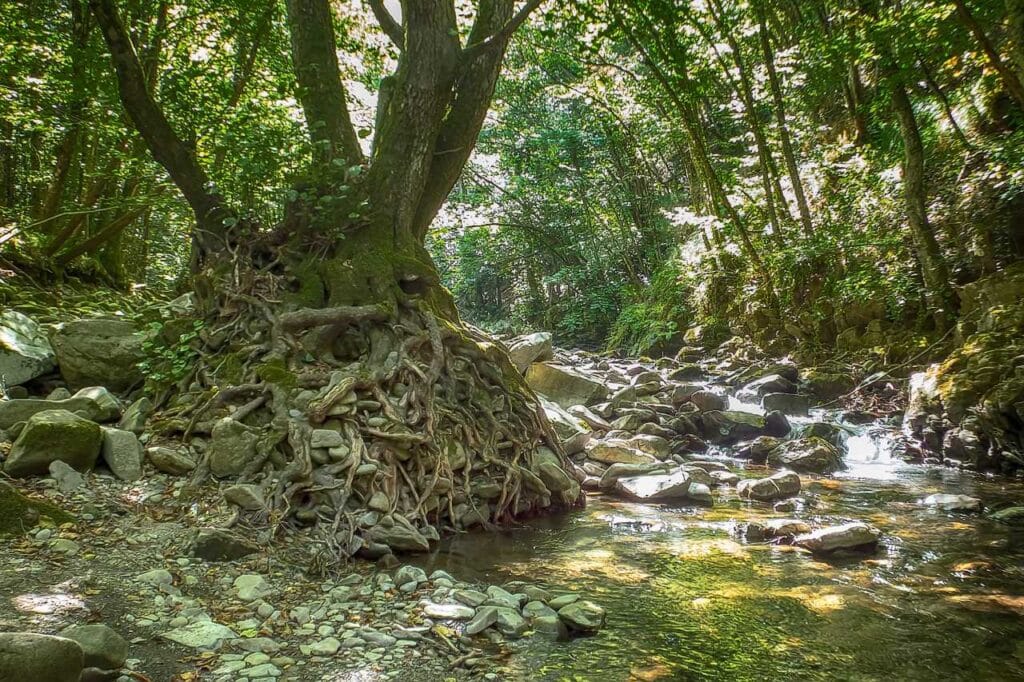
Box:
[839, 430, 902, 481]
[727, 396, 762, 414]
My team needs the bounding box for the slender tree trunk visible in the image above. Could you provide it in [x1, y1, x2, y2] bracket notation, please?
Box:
[889, 71, 958, 327]
[1009, 0, 1024, 80]
[755, 2, 814, 236]
[917, 54, 973, 148]
[951, 0, 1024, 110]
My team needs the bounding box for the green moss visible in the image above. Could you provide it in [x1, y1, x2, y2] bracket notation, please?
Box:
[0, 481, 74, 535]
[256, 358, 298, 389]
[216, 352, 246, 385]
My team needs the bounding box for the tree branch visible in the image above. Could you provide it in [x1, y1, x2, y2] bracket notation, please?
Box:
[280, 305, 389, 331]
[461, 0, 543, 62]
[285, 0, 364, 167]
[88, 0, 229, 251]
[368, 0, 404, 48]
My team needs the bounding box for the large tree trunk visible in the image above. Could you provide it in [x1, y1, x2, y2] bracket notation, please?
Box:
[91, 0, 576, 563]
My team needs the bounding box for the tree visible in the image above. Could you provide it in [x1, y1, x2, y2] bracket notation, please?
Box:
[88, 0, 576, 562]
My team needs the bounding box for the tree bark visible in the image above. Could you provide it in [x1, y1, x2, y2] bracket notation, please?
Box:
[1009, 0, 1024, 81]
[888, 68, 958, 327]
[284, 0, 363, 167]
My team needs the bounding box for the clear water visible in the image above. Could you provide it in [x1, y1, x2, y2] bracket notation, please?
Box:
[417, 425, 1024, 681]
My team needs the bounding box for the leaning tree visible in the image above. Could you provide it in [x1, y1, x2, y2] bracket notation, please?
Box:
[88, 0, 578, 562]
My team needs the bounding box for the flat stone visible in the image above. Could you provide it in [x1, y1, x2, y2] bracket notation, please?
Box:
[464, 606, 499, 635]
[189, 528, 259, 562]
[558, 600, 606, 633]
[423, 603, 475, 620]
[146, 447, 196, 475]
[224, 484, 265, 510]
[301, 637, 341, 656]
[493, 607, 528, 638]
[161, 622, 237, 649]
[737, 471, 801, 501]
[794, 522, 880, 554]
[234, 574, 273, 601]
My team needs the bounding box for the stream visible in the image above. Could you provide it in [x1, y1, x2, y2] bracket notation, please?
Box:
[419, 357, 1024, 681]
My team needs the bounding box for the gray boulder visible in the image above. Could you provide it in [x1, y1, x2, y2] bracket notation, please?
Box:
[146, 446, 196, 475]
[689, 390, 727, 412]
[507, 332, 553, 373]
[100, 428, 143, 481]
[208, 417, 259, 478]
[700, 410, 766, 444]
[0, 310, 57, 386]
[614, 470, 692, 502]
[60, 624, 128, 670]
[0, 632, 84, 682]
[0, 390, 116, 430]
[767, 437, 844, 474]
[539, 396, 591, 455]
[366, 514, 430, 552]
[525, 363, 609, 408]
[188, 528, 260, 562]
[558, 600, 606, 633]
[224, 484, 265, 510]
[118, 397, 152, 434]
[4, 409, 102, 477]
[737, 471, 801, 501]
[761, 392, 810, 417]
[794, 522, 880, 553]
[50, 318, 144, 391]
[737, 374, 798, 401]
[585, 439, 656, 465]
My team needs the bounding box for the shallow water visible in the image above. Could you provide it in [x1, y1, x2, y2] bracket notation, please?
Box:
[419, 423, 1024, 681]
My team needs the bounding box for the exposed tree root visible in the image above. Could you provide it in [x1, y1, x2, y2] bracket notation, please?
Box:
[155, 261, 582, 566]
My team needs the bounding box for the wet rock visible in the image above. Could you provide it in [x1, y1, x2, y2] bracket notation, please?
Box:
[161, 621, 237, 649]
[208, 417, 259, 478]
[49, 460, 85, 492]
[637, 422, 677, 440]
[0, 632, 83, 682]
[763, 519, 812, 537]
[597, 462, 672, 489]
[0, 310, 57, 386]
[762, 392, 810, 417]
[586, 439, 657, 465]
[990, 507, 1024, 526]
[737, 374, 798, 401]
[801, 422, 849, 451]
[700, 410, 766, 444]
[614, 470, 694, 502]
[507, 332, 553, 373]
[767, 437, 844, 474]
[921, 494, 982, 512]
[668, 364, 704, 381]
[668, 383, 702, 405]
[689, 390, 727, 412]
[188, 528, 259, 562]
[734, 436, 782, 463]
[223, 484, 265, 510]
[523, 601, 558, 620]
[60, 624, 128, 670]
[50, 318, 144, 391]
[100, 427, 143, 481]
[800, 369, 854, 400]
[4, 409, 102, 477]
[737, 471, 801, 501]
[146, 446, 195, 475]
[764, 410, 792, 437]
[794, 522, 880, 553]
[525, 362, 609, 409]
[558, 600, 606, 633]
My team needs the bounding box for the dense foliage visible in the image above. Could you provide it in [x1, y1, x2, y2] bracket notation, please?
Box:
[3, 0, 1024, 356]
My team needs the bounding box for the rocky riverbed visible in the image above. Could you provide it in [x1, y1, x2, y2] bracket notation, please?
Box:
[4, 315, 1024, 681]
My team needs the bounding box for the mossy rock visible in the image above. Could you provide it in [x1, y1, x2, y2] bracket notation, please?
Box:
[0, 480, 74, 535]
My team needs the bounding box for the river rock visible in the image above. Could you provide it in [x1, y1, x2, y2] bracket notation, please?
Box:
[525, 362, 609, 408]
[737, 471, 801, 501]
[50, 318, 144, 391]
[539, 397, 591, 454]
[628, 434, 670, 459]
[586, 439, 656, 465]
[118, 396, 152, 434]
[60, 624, 128, 670]
[794, 522, 880, 553]
[208, 417, 259, 478]
[161, 621, 237, 649]
[523, 600, 558, 620]
[0, 310, 57, 386]
[767, 437, 844, 474]
[921, 493, 982, 512]
[734, 436, 782, 463]
[146, 446, 196, 475]
[424, 603, 475, 620]
[689, 390, 727, 412]
[507, 332, 553, 373]
[762, 392, 810, 416]
[100, 427, 143, 481]
[614, 470, 693, 502]
[494, 607, 529, 638]
[990, 507, 1024, 526]
[737, 374, 798, 401]
[802, 422, 849, 451]
[464, 606, 499, 635]
[4, 409, 102, 477]
[394, 565, 428, 588]
[700, 410, 766, 444]
[710, 470, 740, 486]
[0, 632, 83, 682]
[223, 484, 265, 510]
[598, 461, 672, 489]
[366, 514, 430, 552]
[558, 600, 606, 633]
[233, 574, 273, 601]
[188, 528, 259, 562]
[568, 404, 613, 431]
[0, 393, 114, 430]
[49, 460, 85, 492]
